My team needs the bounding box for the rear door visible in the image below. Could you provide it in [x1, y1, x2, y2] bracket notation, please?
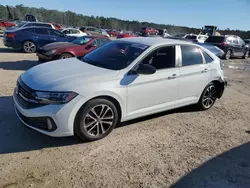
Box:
[177, 45, 210, 107]
[34, 28, 51, 47]
[48, 29, 68, 42]
[238, 38, 247, 56]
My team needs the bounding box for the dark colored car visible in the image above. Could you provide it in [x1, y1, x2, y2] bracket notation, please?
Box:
[36, 36, 110, 62]
[3, 27, 75, 53]
[244, 39, 250, 45]
[195, 42, 225, 58]
[205, 35, 249, 60]
[141, 27, 159, 36]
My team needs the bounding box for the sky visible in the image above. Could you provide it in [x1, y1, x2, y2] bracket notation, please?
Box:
[1, 0, 249, 30]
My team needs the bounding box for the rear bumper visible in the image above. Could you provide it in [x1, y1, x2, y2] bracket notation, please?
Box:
[218, 80, 227, 99]
[3, 38, 22, 49]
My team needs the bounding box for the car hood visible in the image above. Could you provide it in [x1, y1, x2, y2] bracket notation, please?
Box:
[20, 58, 119, 91]
[41, 42, 79, 52]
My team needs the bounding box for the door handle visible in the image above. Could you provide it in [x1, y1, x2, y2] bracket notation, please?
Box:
[168, 74, 178, 79]
[201, 68, 208, 73]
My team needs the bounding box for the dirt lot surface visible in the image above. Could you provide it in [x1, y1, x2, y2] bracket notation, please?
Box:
[0, 38, 250, 188]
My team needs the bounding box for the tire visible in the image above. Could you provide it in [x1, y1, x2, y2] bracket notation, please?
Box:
[243, 51, 249, 59]
[196, 82, 217, 110]
[223, 50, 231, 60]
[75, 98, 119, 141]
[60, 53, 73, 59]
[23, 41, 36, 53]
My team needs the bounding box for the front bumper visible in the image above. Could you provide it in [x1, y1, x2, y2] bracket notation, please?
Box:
[36, 52, 54, 61]
[13, 88, 85, 137]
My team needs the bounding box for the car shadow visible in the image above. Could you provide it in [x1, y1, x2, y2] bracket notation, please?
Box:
[0, 48, 22, 53]
[0, 95, 200, 154]
[0, 96, 81, 154]
[171, 141, 250, 188]
[0, 60, 39, 71]
[118, 105, 199, 128]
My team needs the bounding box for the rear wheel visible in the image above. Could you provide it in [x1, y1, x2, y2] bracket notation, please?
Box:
[23, 41, 36, 53]
[223, 50, 231, 60]
[243, 51, 249, 59]
[60, 53, 73, 59]
[196, 83, 217, 110]
[75, 98, 119, 141]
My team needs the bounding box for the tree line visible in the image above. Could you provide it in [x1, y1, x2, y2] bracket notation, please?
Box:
[0, 4, 249, 38]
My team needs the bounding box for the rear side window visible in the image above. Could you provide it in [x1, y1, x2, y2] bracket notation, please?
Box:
[201, 50, 214, 63]
[181, 46, 203, 66]
[49, 29, 64, 37]
[23, 28, 35, 33]
[206, 37, 225, 43]
[34, 28, 49, 35]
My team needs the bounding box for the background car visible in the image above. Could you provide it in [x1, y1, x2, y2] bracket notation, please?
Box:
[8, 22, 56, 30]
[141, 27, 159, 36]
[195, 42, 225, 58]
[3, 27, 75, 53]
[116, 31, 138, 39]
[108, 29, 121, 37]
[244, 39, 250, 45]
[60, 28, 87, 37]
[173, 33, 189, 38]
[36, 36, 110, 61]
[185, 34, 209, 43]
[98, 29, 110, 37]
[205, 35, 249, 59]
[80, 26, 108, 37]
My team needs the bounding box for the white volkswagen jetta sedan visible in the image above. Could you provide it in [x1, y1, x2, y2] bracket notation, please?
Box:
[13, 38, 227, 141]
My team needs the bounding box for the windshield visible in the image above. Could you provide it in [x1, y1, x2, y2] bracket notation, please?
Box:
[17, 22, 27, 27]
[82, 41, 149, 70]
[72, 36, 92, 45]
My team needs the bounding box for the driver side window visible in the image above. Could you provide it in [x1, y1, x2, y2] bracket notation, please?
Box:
[141, 46, 176, 70]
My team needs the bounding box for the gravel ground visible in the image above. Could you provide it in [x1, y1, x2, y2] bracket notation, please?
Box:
[0, 38, 250, 188]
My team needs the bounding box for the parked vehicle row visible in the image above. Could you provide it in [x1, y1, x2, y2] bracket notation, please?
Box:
[37, 36, 110, 61]
[3, 27, 75, 53]
[13, 37, 227, 141]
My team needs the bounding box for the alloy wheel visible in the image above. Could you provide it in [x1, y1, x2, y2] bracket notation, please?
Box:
[61, 54, 72, 59]
[23, 41, 36, 53]
[245, 51, 249, 59]
[202, 85, 216, 109]
[83, 104, 114, 137]
[225, 50, 231, 60]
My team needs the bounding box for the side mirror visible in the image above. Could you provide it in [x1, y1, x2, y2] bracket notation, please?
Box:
[136, 64, 156, 75]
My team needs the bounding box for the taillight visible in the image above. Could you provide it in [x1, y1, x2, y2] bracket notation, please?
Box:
[7, 33, 15, 38]
[221, 42, 228, 46]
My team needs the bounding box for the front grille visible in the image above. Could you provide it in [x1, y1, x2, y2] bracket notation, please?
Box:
[15, 80, 46, 109]
[16, 108, 57, 131]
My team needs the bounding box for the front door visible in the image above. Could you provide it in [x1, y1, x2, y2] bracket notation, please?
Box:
[126, 45, 179, 119]
[176, 45, 210, 107]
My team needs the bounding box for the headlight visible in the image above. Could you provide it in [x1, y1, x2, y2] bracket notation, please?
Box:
[33, 91, 78, 104]
[45, 49, 57, 56]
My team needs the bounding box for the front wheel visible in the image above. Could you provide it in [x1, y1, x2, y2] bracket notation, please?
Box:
[75, 98, 119, 141]
[223, 50, 231, 60]
[197, 83, 217, 110]
[23, 41, 36, 53]
[60, 53, 73, 59]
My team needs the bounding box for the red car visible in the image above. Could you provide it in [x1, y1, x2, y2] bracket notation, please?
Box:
[141, 27, 159, 36]
[117, 32, 139, 39]
[0, 20, 16, 28]
[108, 29, 121, 37]
[51, 23, 64, 30]
[36, 36, 110, 62]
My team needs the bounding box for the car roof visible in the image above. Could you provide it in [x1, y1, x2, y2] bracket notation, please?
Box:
[118, 37, 192, 46]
